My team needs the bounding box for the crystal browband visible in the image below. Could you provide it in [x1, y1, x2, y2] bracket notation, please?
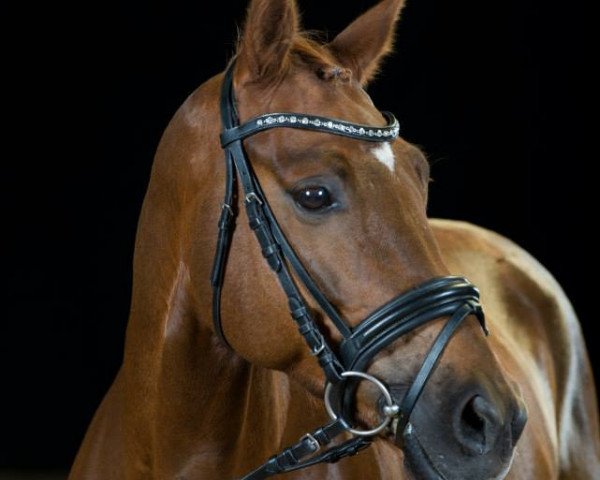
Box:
[220, 111, 400, 147]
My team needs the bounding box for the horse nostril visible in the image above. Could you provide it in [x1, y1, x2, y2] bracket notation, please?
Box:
[455, 395, 502, 456]
[510, 401, 528, 445]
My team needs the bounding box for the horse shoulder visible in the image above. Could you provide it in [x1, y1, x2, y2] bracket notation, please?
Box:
[430, 219, 600, 479]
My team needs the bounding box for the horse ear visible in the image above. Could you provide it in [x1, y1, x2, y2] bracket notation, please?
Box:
[236, 0, 300, 83]
[328, 0, 406, 85]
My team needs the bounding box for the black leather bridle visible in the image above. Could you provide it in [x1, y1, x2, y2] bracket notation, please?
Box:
[210, 61, 488, 479]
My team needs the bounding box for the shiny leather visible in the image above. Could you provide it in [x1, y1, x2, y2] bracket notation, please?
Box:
[220, 111, 399, 147]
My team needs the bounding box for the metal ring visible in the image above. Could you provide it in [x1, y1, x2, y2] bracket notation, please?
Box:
[324, 371, 399, 437]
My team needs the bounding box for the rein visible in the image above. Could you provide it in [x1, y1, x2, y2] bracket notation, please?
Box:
[210, 62, 487, 479]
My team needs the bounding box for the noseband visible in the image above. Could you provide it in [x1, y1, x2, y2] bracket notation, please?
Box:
[211, 62, 487, 479]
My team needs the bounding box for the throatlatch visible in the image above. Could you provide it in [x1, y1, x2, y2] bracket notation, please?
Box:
[210, 61, 487, 479]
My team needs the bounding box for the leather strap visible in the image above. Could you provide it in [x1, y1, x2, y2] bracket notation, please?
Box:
[210, 61, 239, 347]
[252, 177, 351, 338]
[209, 152, 236, 347]
[241, 420, 370, 480]
[340, 277, 486, 370]
[396, 302, 479, 435]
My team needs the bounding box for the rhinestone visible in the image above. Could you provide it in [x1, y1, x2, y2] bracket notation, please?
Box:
[313, 119, 321, 126]
[290, 116, 297, 123]
[257, 119, 263, 126]
[278, 115, 286, 123]
[368, 130, 374, 137]
[383, 404, 400, 416]
[326, 121, 333, 129]
[376, 130, 383, 137]
[266, 117, 275, 125]
[383, 131, 390, 137]
[359, 128, 365, 135]
[301, 117, 309, 124]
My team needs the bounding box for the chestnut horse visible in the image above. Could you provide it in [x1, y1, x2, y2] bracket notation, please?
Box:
[70, 0, 599, 478]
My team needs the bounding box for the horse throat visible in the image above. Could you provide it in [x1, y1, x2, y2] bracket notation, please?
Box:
[123, 257, 294, 476]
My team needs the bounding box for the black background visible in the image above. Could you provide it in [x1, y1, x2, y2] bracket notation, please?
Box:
[3, 0, 594, 473]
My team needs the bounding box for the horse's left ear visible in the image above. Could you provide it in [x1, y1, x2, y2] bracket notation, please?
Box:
[328, 0, 406, 85]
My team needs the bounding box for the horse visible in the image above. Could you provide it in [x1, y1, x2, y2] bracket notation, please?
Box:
[69, 0, 599, 478]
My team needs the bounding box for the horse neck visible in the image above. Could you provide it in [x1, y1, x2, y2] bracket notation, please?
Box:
[118, 75, 293, 475]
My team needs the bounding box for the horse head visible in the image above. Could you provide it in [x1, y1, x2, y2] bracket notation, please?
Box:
[141, 1, 527, 478]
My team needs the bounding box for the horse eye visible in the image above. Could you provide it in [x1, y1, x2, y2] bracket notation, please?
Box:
[293, 186, 333, 211]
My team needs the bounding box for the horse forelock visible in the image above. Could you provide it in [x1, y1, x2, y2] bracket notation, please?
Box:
[237, 30, 351, 88]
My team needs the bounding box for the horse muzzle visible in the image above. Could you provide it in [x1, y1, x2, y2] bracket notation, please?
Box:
[398, 389, 527, 480]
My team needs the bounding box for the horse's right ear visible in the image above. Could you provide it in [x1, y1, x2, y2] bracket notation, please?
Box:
[236, 0, 300, 84]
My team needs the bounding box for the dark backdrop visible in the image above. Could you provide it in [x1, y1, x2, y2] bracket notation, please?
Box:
[3, 0, 593, 472]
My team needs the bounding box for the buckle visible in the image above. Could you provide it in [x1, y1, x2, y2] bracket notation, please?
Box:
[222, 203, 233, 215]
[311, 337, 326, 356]
[245, 192, 263, 205]
[300, 433, 321, 453]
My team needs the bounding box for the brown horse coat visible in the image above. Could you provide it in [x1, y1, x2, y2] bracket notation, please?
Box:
[70, 1, 599, 478]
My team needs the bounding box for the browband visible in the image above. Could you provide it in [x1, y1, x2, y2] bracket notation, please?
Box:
[220, 111, 400, 147]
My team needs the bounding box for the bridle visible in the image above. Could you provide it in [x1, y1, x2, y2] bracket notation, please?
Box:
[210, 61, 488, 479]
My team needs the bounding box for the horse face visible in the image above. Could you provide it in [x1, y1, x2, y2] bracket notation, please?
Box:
[215, 1, 527, 478]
